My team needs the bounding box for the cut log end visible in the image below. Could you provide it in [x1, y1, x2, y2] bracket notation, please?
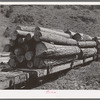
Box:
[3, 44, 11, 52]
[8, 58, 17, 68]
[27, 61, 34, 68]
[25, 51, 34, 61]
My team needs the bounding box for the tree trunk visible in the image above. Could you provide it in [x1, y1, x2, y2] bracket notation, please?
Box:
[15, 30, 34, 37]
[35, 26, 70, 38]
[9, 39, 16, 46]
[34, 31, 77, 45]
[84, 57, 94, 63]
[8, 57, 18, 68]
[78, 41, 96, 48]
[64, 29, 76, 37]
[0, 52, 10, 57]
[36, 42, 81, 58]
[21, 44, 30, 52]
[34, 55, 77, 68]
[81, 48, 97, 58]
[27, 60, 34, 68]
[25, 51, 34, 61]
[0, 57, 10, 64]
[73, 33, 93, 41]
[16, 25, 35, 32]
[3, 44, 12, 52]
[16, 55, 25, 63]
[17, 37, 24, 44]
[14, 48, 24, 56]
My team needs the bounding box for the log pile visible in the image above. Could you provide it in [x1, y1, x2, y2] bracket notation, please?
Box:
[93, 37, 100, 59]
[3, 25, 98, 71]
[4, 25, 35, 68]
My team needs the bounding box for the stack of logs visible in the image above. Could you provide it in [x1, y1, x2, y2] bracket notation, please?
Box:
[4, 25, 98, 69]
[93, 37, 100, 59]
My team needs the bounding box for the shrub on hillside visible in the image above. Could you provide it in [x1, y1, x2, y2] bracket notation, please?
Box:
[13, 14, 34, 25]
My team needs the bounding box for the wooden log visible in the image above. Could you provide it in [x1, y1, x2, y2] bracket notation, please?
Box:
[35, 42, 81, 58]
[8, 57, 18, 68]
[72, 33, 93, 41]
[48, 62, 71, 74]
[21, 44, 30, 52]
[64, 29, 76, 37]
[34, 31, 77, 45]
[97, 48, 100, 54]
[35, 26, 70, 38]
[34, 55, 77, 68]
[96, 40, 100, 48]
[9, 39, 16, 47]
[71, 59, 83, 68]
[3, 44, 12, 52]
[17, 25, 64, 33]
[0, 52, 10, 57]
[81, 48, 97, 58]
[78, 41, 96, 48]
[15, 30, 34, 37]
[16, 25, 35, 32]
[11, 30, 34, 41]
[0, 57, 10, 64]
[16, 55, 25, 63]
[17, 37, 24, 44]
[10, 52, 15, 58]
[93, 37, 100, 41]
[25, 51, 34, 61]
[14, 48, 24, 56]
[27, 60, 34, 68]
[24, 34, 32, 42]
[84, 57, 94, 63]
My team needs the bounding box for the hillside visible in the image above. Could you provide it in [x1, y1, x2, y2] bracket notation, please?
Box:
[0, 5, 100, 89]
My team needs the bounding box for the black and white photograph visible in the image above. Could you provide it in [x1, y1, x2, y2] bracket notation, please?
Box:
[0, 2, 100, 94]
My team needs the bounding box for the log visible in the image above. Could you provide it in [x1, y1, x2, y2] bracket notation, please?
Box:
[0, 52, 10, 57]
[25, 51, 34, 61]
[64, 29, 76, 37]
[10, 52, 15, 58]
[84, 57, 94, 63]
[3, 44, 12, 52]
[16, 25, 35, 32]
[35, 26, 70, 38]
[17, 37, 24, 44]
[8, 57, 18, 68]
[78, 41, 96, 48]
[48, 62, 71, 74]
[17, 25, 64, 33]
[93, 37, 100, 41]
[21, 44, 30, 52]
[27, 61, 34, 68]
[97, 48, 100, 54]
[0, 57, 10, 64]
[34, 31, 77, 45]
[72, 33, 93, 41]
[35, 42, 81, 58]
[24, 34, 32, 42]
[9, 39, 16, 47]
[72, 59, 83, 68]
[16, 55, 25, 63]
[97, 40, 100, 48]
[11, 30, 34, 41]
[14, 48, 24, 56]
[34, 55, 77, 68]
[14, 30, 34, 37]
[81, 48, 97, 58]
